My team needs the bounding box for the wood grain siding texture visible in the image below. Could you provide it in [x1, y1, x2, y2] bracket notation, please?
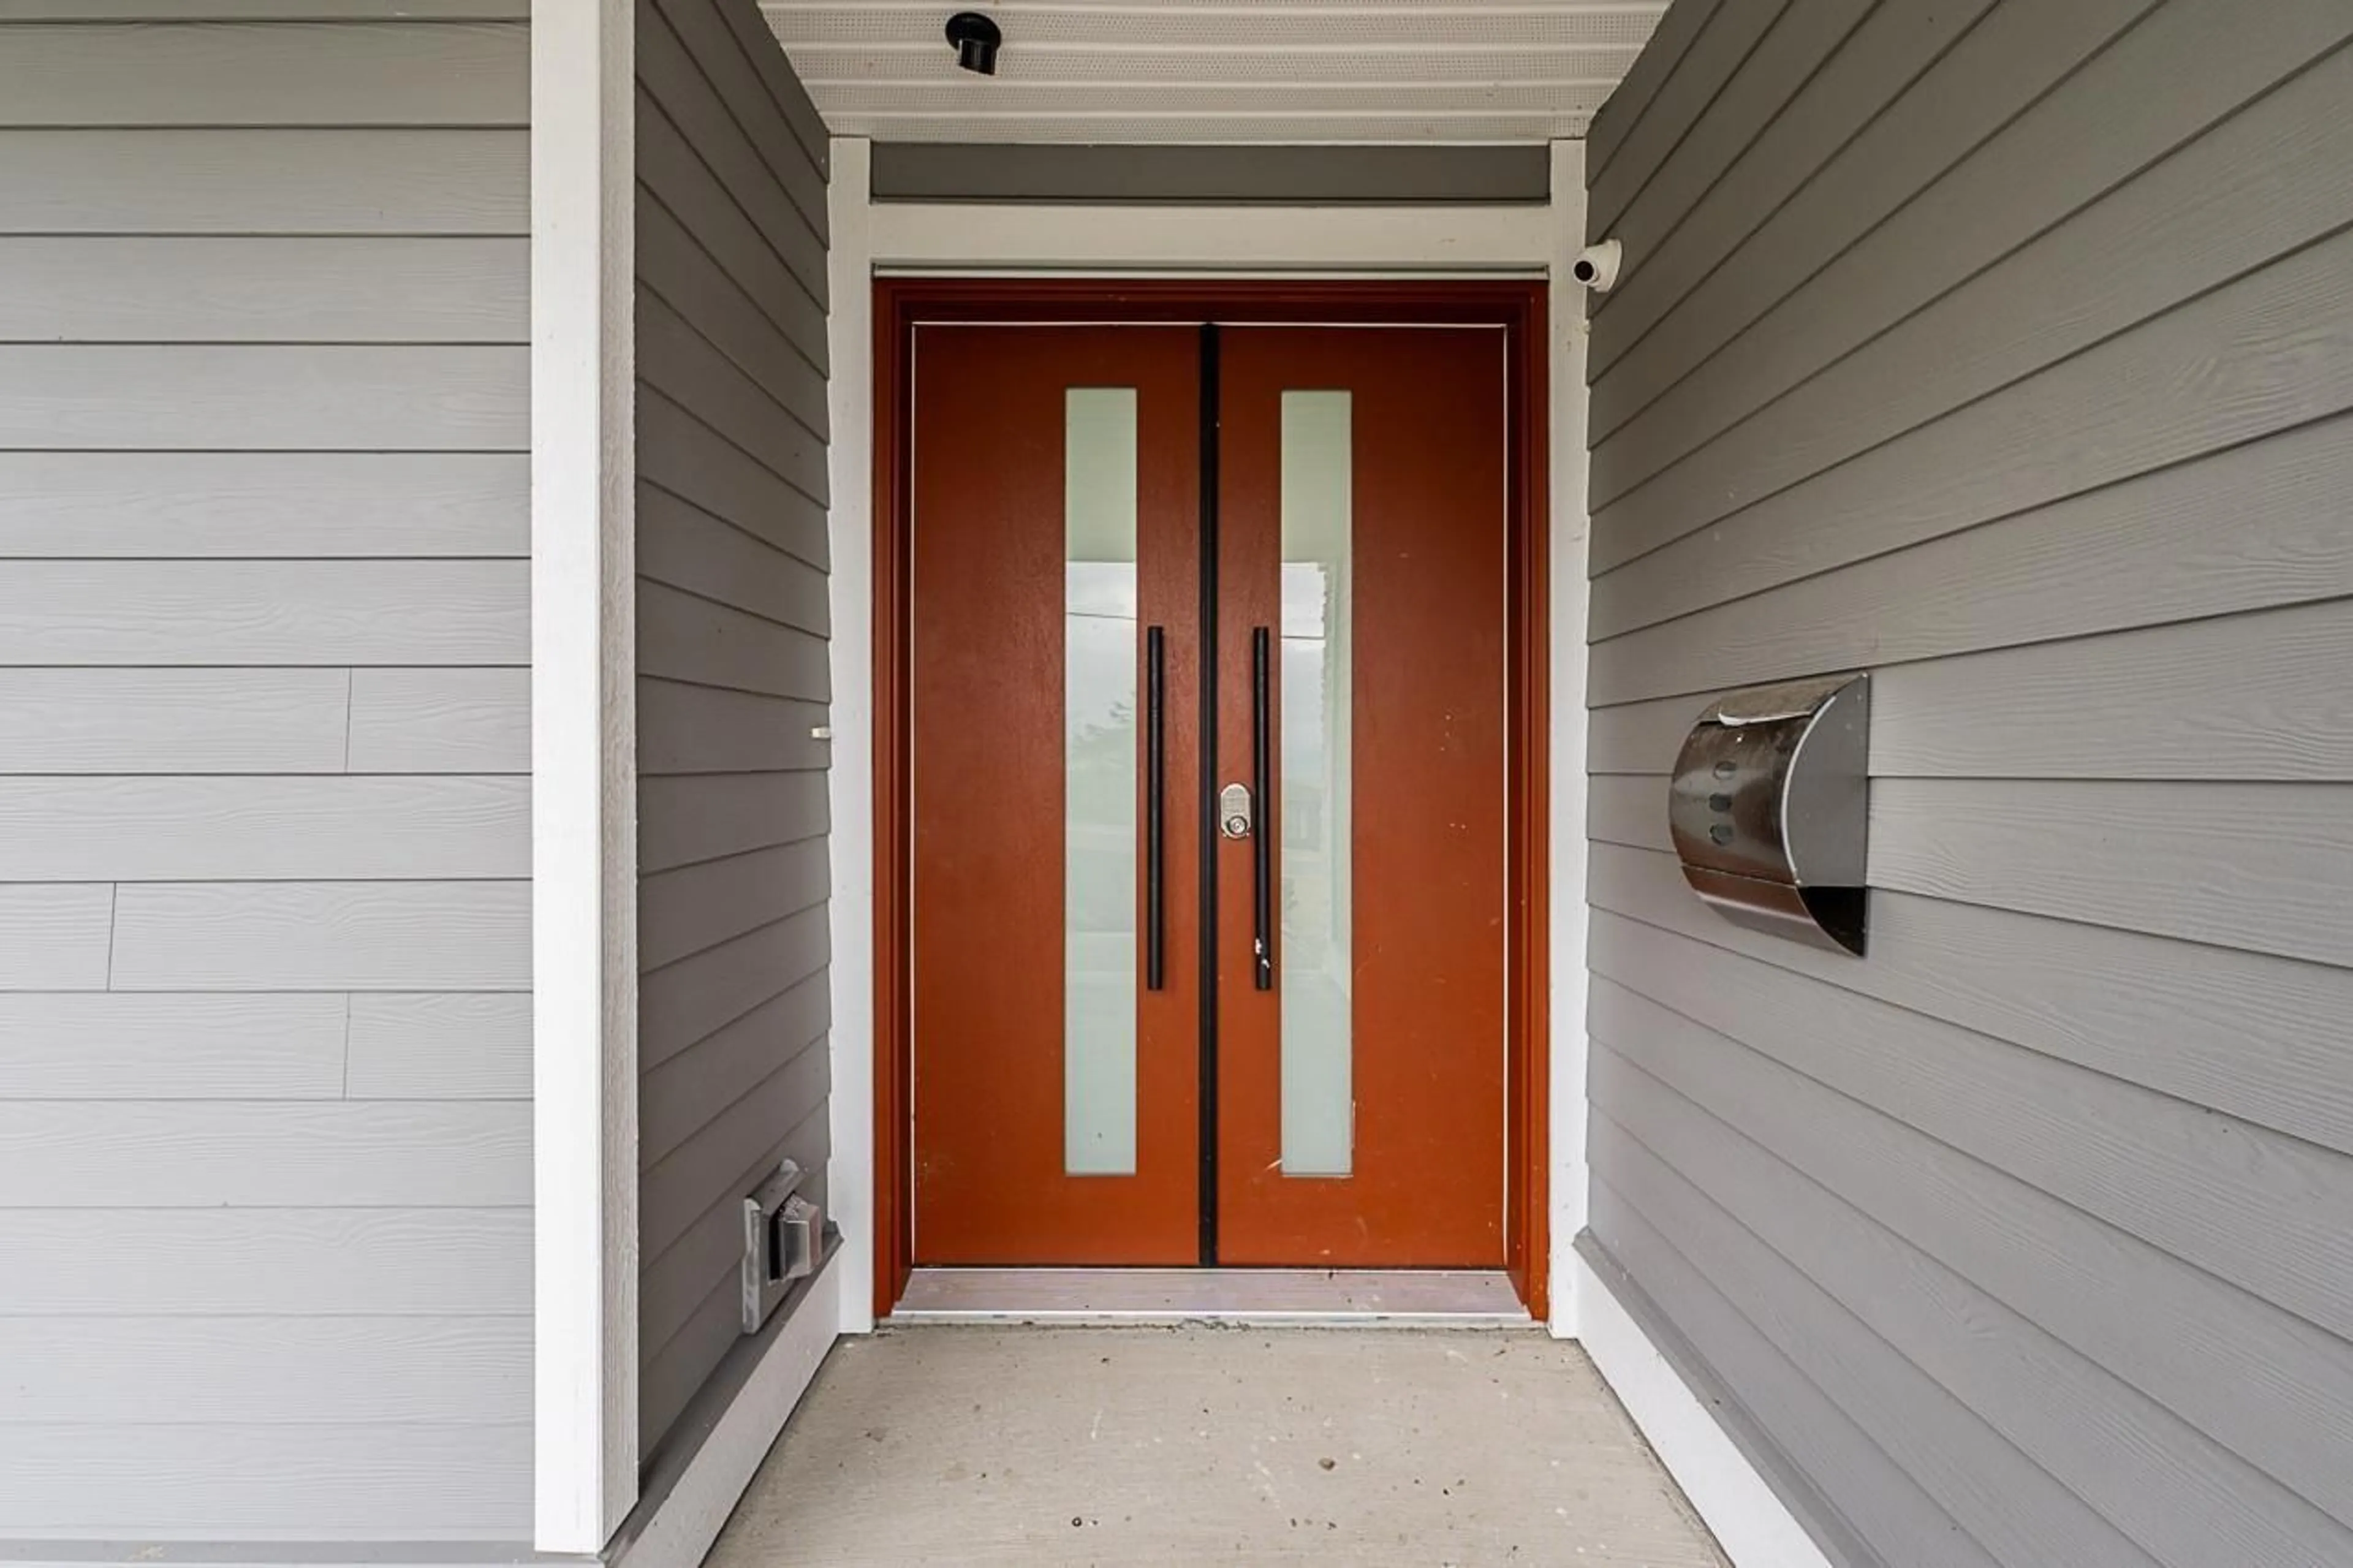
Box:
[0, 12, 530, 1547]
[634, 0, 833, 1471]
[1585, 7, 2353, 1566]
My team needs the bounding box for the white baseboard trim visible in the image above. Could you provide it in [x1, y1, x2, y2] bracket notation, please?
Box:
[1572, 1252, 1832, 1568]
[606, 1260, 842, 1568]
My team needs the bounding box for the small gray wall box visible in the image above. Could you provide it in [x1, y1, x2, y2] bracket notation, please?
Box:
[1667, 675, 1870, 956]
[742, 1161, 825, 1334]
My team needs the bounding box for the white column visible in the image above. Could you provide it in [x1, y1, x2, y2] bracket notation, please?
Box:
[1547, 138, 1595, 1336]
[531, 0, 638, 1547]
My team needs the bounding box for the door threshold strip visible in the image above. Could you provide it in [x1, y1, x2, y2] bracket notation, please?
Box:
[892, 1268, 1531, 1327]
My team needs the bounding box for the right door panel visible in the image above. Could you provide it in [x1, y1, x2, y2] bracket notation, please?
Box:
[1214, 327, 1510, 1266]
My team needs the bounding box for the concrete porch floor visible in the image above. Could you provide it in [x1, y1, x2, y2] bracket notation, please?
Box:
[708, 1326, 1727, 1566]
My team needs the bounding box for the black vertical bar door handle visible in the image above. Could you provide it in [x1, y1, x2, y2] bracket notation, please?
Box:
[1145, 625, 1166, 991]
[1251, 624, 1274, 991]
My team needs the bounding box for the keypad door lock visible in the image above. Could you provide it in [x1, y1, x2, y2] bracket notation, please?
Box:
[1219, 782, 1253, 840]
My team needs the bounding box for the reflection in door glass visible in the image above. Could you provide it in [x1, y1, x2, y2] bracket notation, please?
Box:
[1064, 388, 1139, 1176]
[1280, 392, 1353, 1177]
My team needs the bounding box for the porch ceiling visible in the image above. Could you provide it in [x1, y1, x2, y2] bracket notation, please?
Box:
[759, 1, 1670, 143]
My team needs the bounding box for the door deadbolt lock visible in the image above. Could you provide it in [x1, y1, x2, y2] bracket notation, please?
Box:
[1219, 782, 1253, 840]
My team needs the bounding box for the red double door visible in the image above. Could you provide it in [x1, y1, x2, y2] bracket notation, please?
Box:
[909, 323, 1509, 1268]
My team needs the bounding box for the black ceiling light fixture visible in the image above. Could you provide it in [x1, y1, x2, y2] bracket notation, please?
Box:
[945, 11, 1002, 75]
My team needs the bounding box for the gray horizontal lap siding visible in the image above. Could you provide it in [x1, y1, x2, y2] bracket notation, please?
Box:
[1584, 4, 2353, 1566]
[0, 10, 531, 1545]
[633, 0, 833, 1470]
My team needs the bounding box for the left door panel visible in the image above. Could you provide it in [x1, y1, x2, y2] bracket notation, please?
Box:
[910, 325, 1203, 1263]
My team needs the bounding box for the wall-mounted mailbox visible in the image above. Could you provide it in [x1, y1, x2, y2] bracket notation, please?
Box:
[1668, 673, 1870, 956]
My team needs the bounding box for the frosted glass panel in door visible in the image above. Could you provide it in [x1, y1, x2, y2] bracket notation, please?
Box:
[1279, 392, 1353, 1177]
[1064, 388, 1139, 1175]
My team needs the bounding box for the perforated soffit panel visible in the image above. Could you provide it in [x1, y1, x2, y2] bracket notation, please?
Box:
[759, 1, 1671, 143]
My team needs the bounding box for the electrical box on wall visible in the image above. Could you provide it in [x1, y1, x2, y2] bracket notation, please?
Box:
[741, 1160, 825, 1335]
[1668, 673, 1870, 956]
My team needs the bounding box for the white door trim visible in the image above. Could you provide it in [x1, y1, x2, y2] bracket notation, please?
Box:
[529, 0, 639, 1549]
[822, 137, 1593, 1336]
[824, 138, 880, 1334]
[1545, 139, 1595, 1335]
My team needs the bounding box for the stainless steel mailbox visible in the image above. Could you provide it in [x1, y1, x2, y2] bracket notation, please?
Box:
[1669, 673, 1870, 956]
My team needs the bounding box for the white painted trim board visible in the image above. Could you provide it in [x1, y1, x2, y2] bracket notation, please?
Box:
[823, 137, 879, 1336]
[1574, 1252, 1833, 1568]
[1546, 138, 1596, 1335]
[530, 0, 639, 1550]
[604, 1266, 844, 1568]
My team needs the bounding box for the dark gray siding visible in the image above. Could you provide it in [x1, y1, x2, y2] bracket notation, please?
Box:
[633, 0, 832, 1468]
[1583, 4, 2353, 1565]
[869, 143, 1549, 204]
[0, 8, 531, 1543]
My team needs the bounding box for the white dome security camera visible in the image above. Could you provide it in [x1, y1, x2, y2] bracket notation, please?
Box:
[1571, 239, 1623, 293]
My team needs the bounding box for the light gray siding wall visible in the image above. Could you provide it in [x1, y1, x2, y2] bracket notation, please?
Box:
[1581, 4, 2353, 1565]
[633, 0, 832, 1468]
[0, 7, 531, 1545]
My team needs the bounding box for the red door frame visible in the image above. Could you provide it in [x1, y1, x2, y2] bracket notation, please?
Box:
[871, 279, 1552, 1320]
